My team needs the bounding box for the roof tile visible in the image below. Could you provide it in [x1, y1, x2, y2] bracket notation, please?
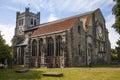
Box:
[32, 18, 78, 37]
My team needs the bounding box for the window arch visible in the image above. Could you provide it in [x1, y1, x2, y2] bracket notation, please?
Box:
[78, 25, 81, 34]
[34, 19, 36, 25]
[47, 37, 54, 56]
[96, 22, 103, 39]
[56, 35, 62, 56]
[32, 39, 37, 56]
[39, 38, 43, 56]
[31, 18, 33, 25]
[86, 36, 92, 65]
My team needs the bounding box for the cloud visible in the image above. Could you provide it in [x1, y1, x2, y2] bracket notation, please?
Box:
[5, 6, 20, 11]
[0, 5, 20, 12]
[48, 14, 58, 22]
[0, 24, 15, 46]
[50, 0, 114, 12]
[11, 0, 114, 12]
[106, 14, 119, 48]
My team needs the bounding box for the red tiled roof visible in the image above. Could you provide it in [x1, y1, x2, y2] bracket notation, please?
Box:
[32, 18, 78, 37]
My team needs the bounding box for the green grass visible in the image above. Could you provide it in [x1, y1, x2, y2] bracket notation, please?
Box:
[0, 65, 120, 80]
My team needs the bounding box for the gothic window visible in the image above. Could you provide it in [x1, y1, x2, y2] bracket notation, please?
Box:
[86, 36, 92, 65]
[47, 37, 54, 56]
[101, 43, 104, 52]
[34, 19, 36, 25]
[56, 35, 62, 56]
[88, 44, 92, 56]
[39, 38, 43, 56]
[78, 45, 81, 56]
[18, 19, 24, 26]
[31, 18, 33, 25]
[78, 26, 81, 34]
[21, 19, 24, 25]
[99, 42, 105, 52]
[96, 22, 103, 39]
[32, 39, 37, 56]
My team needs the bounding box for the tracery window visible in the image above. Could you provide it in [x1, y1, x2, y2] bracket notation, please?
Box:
[32, 39, 37, 56]
[39, 38, 43, 56]
[56, 36, 62, 56]
[47, 37, 54, 56]
[31, 18, 33, 25]
[18, 19, 24, 26]
[34, 19, 36, 25]
[78, 45, 81, 56]
[78, 26, 81, 34]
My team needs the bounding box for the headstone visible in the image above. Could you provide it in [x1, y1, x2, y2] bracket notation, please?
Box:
[4, 59, 8, 68]
[42, 72, 63, 77]
[16, 68, 29, 73]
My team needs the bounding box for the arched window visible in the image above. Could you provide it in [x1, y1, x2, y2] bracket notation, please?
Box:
[56, 36, 62, 56]
[47, 37, 54, 56]
[32, 39, 37, 56]
[78, 45, 81, 56]
[78, 26, 81, 34]
[31, 18, 33, 25]
[86, 36, 92, 65]
[34, 19, 36, 25]
[39, 38, 43, 56]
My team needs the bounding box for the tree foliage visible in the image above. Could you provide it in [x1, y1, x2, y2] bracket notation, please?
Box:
[111, 48, 118, 60]
[112, 0, 120, 47]
[0, 35, 12, 64]
[112, 0, 120, 34]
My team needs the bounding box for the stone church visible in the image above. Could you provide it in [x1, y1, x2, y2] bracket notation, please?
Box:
[12, 8, 111, 68]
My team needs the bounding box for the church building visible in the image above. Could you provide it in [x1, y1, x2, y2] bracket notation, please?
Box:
[12, 8, 111, 68]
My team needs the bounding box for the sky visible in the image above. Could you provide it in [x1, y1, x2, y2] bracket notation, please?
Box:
[0, 0, 119, 48]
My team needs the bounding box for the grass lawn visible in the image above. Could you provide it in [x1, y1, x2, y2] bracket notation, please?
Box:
[0, 65, 120, 80]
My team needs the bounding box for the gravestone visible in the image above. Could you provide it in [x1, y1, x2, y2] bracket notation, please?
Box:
[42, 72, 63, 77]
[16, 68, 29, 73]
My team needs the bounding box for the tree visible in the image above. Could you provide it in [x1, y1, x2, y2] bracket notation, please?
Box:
[0, 35, 12, 66]
[112, 0, 120, 46]
[111, 48, 118, 60]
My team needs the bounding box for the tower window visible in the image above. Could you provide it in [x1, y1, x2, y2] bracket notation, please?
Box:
[34, 19, 36, 25]
[18, 19, 24, 26]
[31, 18, 33, 25]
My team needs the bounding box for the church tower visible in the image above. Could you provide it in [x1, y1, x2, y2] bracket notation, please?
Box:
[15, 7, 40, 36]
[12, 8, 40, 65]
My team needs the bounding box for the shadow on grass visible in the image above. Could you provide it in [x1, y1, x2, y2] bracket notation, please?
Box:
[91, 64, 120, 68]
[0, 66, 44, 80]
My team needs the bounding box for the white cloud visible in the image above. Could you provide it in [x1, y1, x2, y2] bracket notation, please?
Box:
[11, 0, 114, 12]
[0, 5, 20, 12]
[106, 14, 119, 48]
[48, 14, 58, 22]
[51, 0, 114, 12]
[5, 6, 20, 12]
[0, 24, 15, 46]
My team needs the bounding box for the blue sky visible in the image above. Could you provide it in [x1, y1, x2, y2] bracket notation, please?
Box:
[0, 0, 119, 48]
